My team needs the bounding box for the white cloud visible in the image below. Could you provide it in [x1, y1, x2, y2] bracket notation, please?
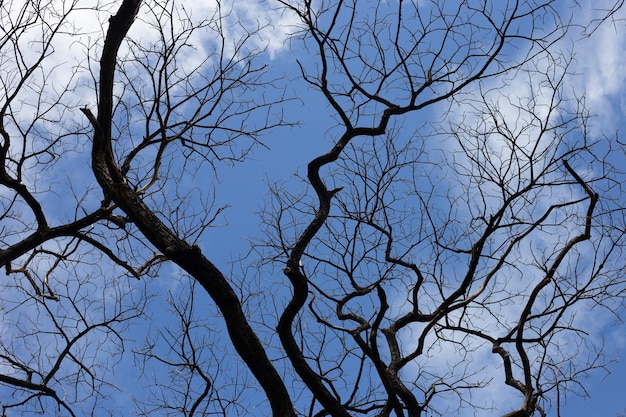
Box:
[569, 3, 626, 132]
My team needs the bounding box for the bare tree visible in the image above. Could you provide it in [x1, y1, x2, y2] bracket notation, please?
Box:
[0, 0, 625, 416]
[1, 0, 293, 415]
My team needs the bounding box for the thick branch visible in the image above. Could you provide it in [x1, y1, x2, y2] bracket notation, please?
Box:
[87, 2, 295, 416]
[0, 208, 111, 268]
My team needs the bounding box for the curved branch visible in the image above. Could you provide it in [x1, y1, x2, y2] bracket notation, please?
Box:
[86, 2, 296, 416]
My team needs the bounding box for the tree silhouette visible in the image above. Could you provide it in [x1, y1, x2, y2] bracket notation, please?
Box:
[1, 0, 625, 416]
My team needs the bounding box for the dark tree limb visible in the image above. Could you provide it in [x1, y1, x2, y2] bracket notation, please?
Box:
[86, 1, 296, 416]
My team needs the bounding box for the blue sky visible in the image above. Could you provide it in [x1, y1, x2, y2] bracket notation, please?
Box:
[1, 0, 626, 416]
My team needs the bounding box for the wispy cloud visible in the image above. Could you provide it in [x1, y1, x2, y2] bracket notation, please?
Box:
[570, 4, 626, 132]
